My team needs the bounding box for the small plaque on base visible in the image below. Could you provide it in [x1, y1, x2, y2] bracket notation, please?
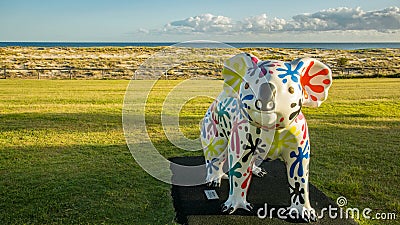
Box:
[204, 190, 219, 200]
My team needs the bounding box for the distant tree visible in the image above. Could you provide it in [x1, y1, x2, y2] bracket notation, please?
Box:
[337, 57, 349, 67]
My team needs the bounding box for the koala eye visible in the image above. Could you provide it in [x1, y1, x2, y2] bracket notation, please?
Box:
[266, 101, 275, 110]
[244, 82, 249, 89]
[288, 86, 294, 94]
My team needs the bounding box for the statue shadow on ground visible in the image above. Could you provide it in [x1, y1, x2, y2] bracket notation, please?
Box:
[170, 156, 357, 225]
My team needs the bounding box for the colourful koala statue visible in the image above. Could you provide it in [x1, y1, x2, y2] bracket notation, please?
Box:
[201, 53, 332, 222]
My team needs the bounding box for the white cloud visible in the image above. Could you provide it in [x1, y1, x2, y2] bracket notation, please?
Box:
[291, 6, 400, 31]
[237, 14, 288, 32]
[164, 14, 234, 33]
[138, 28, 149, 34]
[156, 6, 400, 34]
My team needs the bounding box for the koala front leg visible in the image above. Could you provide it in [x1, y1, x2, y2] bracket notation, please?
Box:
[201, 111, 228, 186]
[222, 122, 273, 214]
[221, 150, 254, 214]
[282, 137, 316, 222]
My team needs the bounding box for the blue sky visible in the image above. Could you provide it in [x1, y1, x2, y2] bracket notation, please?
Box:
[1, 0, 399, 42]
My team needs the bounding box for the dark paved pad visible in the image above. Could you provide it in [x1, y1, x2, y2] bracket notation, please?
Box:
[170, 156, 357, 225]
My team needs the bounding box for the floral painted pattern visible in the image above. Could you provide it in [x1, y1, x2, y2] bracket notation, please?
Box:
[201, 53, 331, 219]
[277, 61, 304, 84]
[289, 140, 310, 178]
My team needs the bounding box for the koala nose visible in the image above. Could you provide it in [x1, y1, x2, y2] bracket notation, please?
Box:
[256, 83, 276, 111]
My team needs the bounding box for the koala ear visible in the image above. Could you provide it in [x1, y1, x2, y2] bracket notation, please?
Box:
[298, 58, 332, 107]
[222, 53, 257, 97]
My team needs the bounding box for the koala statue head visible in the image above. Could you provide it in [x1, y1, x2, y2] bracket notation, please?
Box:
[222, 53, 332, 129]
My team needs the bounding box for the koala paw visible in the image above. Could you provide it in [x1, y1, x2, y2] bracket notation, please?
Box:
[206, 173, 226, 187]
[207, 180, 221, 187]
[221, 197, 254, 214]
[252, 165, 267, 177]
[287, 207, 317, 223]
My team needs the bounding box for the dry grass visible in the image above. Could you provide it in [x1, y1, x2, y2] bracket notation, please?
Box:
[1, 47, 399, 79]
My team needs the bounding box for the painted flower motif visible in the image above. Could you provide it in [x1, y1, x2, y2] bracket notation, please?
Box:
[300, 60, 331, 102]
[216, 98, 234, 128]
[206, 158, 219, 174]
[228, 155, 242, 195]
[259, 61, 280, 77]
[289, 140, 310, 178]
[203, 139, 226, 158]
[206, 113, 218, 139]
[230, 117, 247, 158]
[277, 61, 304, 83]
[239, 93, 254, 121]
[201, 118, 207, 139]
[266, 125, 300, 159]
[242, 133, 266, 162]
[240, 166, 252, 190]
[289, 182, 305, 205]
[230, 99, 238, 113]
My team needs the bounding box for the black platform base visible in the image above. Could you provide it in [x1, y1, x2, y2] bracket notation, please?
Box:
[170, 156, 357, 225]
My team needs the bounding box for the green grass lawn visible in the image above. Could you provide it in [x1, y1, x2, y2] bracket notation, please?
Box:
[0, 79, 399, 224]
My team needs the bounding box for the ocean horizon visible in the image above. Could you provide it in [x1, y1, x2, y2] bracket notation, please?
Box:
[1, 42, 400, 50]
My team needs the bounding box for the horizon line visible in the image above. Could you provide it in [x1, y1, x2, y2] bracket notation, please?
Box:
[2, 41, 400, 43]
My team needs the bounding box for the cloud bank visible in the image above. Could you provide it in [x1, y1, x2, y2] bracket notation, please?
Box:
[158, 7, 400, 34]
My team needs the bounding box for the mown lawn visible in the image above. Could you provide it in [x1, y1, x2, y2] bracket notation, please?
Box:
[0, 79, 399, 224]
